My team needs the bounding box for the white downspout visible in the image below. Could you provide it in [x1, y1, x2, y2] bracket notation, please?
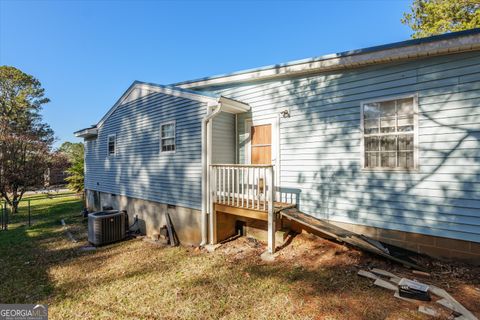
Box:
[235, 114, 238, 163]
[200, 102, 222, 246]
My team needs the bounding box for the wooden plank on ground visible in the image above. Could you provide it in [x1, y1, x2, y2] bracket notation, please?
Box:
[418, 306, 439, 317]
[431, 285, 477, 320]
[357, 270, 379, 281]
[359, 235, 390, 254]
[165, 213, 176, 247]
[61, 219, 77, 243]
[371, 268, 402, 282]
[374, 279, 398, 291]
[437, 298, 478, 320]
[412, 270, 431, 277]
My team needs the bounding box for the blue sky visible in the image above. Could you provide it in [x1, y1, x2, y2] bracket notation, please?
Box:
[0, 0, 412, 147]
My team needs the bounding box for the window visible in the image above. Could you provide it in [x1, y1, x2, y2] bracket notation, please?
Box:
[361, 95, 417, 170]
[160, 121, 175, 153]
[107, 134, 116, 156]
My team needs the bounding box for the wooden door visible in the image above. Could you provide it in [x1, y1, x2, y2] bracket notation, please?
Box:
[251, 124, 272, 164]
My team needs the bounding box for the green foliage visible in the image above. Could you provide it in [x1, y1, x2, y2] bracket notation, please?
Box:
[59, 141, 83, 160]
[402, 0, 480, 38]
[0, 66, 54, 212]
[59, 141, 84, 193]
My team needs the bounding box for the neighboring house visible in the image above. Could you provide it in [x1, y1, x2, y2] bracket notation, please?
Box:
[44, 167, 68, 188]
[76, 29, 480, 264]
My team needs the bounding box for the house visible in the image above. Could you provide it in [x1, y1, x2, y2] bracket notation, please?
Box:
[75, 29, 480, 264]
[44, 167, 68, 188]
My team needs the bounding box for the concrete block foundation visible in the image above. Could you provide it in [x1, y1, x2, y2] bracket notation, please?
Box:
[85, 189, 202, 246]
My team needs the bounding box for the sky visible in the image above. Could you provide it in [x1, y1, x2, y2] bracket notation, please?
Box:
[0, 0, 413, 147]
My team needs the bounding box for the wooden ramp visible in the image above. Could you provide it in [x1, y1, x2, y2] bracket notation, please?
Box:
[280, 208, 426, 271]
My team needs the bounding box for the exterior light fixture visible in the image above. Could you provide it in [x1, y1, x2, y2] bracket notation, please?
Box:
[280, 109, 290, 118]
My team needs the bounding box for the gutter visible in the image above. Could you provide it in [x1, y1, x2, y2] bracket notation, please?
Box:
[200, 102, 223, 246]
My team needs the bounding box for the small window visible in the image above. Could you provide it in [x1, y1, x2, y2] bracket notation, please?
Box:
[160, 121, 175, 153]
[361, 96, 417, 170]
[107, 134, 116, 156]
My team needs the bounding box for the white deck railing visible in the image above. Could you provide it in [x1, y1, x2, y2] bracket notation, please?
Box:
[210, 164, 274, 212]
[209, 164, 278, 254]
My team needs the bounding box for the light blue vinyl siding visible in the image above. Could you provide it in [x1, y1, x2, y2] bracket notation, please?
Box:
[200, 51, 480, 243]
[212, 112, 236, 164]
[84, 92, 206, 210]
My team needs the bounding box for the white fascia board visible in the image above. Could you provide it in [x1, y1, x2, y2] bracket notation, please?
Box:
[75, 127, 98, 138]
[218, 97, 250, 114]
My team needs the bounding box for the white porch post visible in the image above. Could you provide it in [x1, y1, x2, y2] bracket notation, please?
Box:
[267, 165, 275, 254]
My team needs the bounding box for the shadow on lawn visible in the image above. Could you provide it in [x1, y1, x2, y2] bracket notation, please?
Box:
[0, 197, 83, 304]
[184, 257, 399, 320]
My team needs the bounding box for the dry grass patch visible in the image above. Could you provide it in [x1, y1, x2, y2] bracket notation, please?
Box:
[1, 194, 479, 319]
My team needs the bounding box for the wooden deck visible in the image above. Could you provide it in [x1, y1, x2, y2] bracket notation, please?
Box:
[214, 199, 295, 221]
[210, 164, 291, 253]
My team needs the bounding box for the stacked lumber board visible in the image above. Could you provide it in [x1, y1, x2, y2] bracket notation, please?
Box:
[358, 268, 478, 320]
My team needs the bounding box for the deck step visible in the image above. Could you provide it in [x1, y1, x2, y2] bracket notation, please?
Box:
[279, 208, 426, 271]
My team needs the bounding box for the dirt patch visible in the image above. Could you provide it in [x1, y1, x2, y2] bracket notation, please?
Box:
[213, 232, 480, 319]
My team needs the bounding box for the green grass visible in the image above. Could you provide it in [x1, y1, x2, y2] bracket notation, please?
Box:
[0, 194, 478, 319]
[0, 193, 83, 303]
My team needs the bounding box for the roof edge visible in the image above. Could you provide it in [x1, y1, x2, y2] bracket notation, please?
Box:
[174, 28, 480, 89]
[74, 81, 250, 136]
[94, 81, 223, 129]
[74, 126, 98, 138]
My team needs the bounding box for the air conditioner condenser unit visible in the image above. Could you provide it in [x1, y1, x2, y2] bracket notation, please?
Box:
[88, 210, 127, 246]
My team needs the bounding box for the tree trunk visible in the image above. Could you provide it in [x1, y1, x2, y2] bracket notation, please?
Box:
[2, 191, 23, 214]
[12, 201, 18, 214]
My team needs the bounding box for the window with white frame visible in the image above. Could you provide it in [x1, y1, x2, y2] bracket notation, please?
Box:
[160, 121, 175, 153]
[362, 96, 417, 170]
[107, 134, 116, 156]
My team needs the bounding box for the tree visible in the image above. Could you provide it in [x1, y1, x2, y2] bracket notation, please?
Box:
[59, 142, 84, 194]
[402, 0, 480, 38]
[0, 66, 54, 212]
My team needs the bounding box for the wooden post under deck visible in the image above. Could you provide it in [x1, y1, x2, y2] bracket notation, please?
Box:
[209, 164, 295, 252]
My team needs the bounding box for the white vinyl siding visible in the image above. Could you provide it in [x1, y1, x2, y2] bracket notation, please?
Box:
[211, 112, 235, 164]
[199, 50, 480, 243]
[361, 95, 418, 170]
[84, 92, 206, 210]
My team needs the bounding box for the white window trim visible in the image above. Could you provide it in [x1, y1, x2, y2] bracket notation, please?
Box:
[107, 134, 116, 156]
[360, 93, 419, 172]
[160, 120, 176, 154]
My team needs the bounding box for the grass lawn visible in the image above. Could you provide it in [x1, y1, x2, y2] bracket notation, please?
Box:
[0, 194, 479, 319]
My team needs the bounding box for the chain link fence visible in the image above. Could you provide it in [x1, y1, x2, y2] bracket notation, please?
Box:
[0, 192, 79, 231]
